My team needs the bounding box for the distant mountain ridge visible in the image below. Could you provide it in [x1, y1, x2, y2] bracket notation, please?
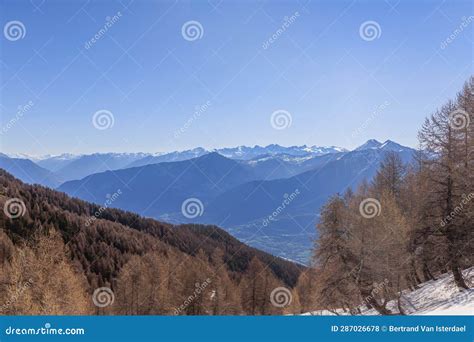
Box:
[127, 148, 208, 168]
[199, 142, 415, 262]
[0, 169, 303, 293]
[4, 152, 151, 182]
[5, 138, 416, 262]
[15, 144, 348, 174]
[215, 144, 347, 160]
[0, 154, 63, 188]
[53, 153, 150, 181]
[4, 144, 349, 184]
[57, 139, 416, 263]
[58, 152, 257, 219]
[354, 139, 409, 152]
[11, 140, 405, 169]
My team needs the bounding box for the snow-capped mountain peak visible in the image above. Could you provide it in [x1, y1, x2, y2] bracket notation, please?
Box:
[354, 139, 413, 153]
[215, 144, 346, 160]
[354, 139, 383, 151]
[379, 139, 406, 152]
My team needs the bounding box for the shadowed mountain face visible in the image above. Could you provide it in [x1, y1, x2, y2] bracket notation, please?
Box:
[126, 145, 346, 168]
[53, 153, 150, 182]
[238, 152, 346, 180]
[58, 152, 256, 220]
[126, 148, 208, 168]
[0, 169, 303, 290]
[19, 145, 346, 183]
[214, 144, 346, 160]
[200, 147, 415, 262]
[0, 155, 62, 188]
[58, 140, 415, 264]
[35, 153, 80, 172]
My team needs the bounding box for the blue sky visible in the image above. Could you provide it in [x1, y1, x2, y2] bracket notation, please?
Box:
[0, 0, 472, 155]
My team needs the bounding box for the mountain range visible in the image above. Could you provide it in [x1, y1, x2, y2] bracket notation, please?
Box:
[1, 140, 416, 263]
[6, 144, 346, 182]
[0, 153, 63, 188]
[0, 169, 302, 293]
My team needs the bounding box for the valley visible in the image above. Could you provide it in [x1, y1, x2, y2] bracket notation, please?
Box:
[1, 140, 415, 264]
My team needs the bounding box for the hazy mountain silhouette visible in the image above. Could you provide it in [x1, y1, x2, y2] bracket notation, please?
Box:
[58, 152, 256, 220]
[0, 154, 62, 188]
[58, 139, 415, 263]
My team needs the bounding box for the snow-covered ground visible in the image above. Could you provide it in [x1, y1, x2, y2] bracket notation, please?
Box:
[304, 268, 474, 316]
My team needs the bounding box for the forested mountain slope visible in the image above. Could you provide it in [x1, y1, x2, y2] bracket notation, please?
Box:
[0, 170, 303, 315]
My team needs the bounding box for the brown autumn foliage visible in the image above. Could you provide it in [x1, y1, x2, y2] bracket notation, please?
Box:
[1, 77, 471, 316]
[0, 169, 302, 315]
[300, 76, 473, 315]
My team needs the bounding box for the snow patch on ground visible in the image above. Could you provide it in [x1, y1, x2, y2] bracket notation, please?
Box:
[304, 268, 474, 316]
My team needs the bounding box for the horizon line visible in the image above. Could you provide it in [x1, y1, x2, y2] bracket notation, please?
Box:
[3, 139, 416, 159]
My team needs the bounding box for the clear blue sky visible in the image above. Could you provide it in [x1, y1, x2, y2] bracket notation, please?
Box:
[0, 0, 472, 155]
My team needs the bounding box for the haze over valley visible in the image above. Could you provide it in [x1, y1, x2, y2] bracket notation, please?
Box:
[2, 139, 415, 263]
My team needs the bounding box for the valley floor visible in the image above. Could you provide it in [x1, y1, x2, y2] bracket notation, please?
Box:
[304, 268, 474, 316]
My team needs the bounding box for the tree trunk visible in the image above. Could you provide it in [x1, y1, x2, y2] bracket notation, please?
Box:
[422, 262, 436, 281]
[366, 296, 393, 315]
[360, 288, 393, 315]
[411, 260, 422, 284]
[450, 259, 469, 289]
[397, 296, 406, 315]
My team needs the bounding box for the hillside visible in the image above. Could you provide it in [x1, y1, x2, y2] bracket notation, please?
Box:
[202, 143, 415, 263]
[18, 144, 347, 182]
[0, 169, 303, 315]
[57, 141, 416, 264]
[53, 153, 151, 182]
[304, 268, 474, 316]
[58, 152, 257, 218]
[0, 154, 62, 188]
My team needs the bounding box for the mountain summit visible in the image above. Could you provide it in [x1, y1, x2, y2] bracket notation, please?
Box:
[354, 139, 412, 153]
[354, 139, 383, 151]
